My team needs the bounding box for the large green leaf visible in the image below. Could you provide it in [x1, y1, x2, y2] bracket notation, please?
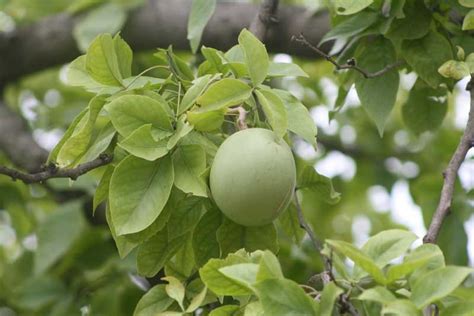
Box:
[109, 155, 174, 235]
[105, 95, 172, 137]
[255, 279, 319, 315]
[218, 263, 259, 290]
[172, 145, 208, 197]
[273, 89, 317, 146]
[410, 266, 473, 308]
[257, 250, 284, 281]
[193, 206, 222, 267]
[441, 301, 474, 316]
[35, 203, 86, 274]
[354, 38, 399, 135]
[167, 196, 205, 239]
[105, 203, 138, 258]
[86, 33, 131, 86]
[187, 0, 216, 53]
[402, 79, 448, 134]
[187, 109, 225, 132]
[196, 78, 252, 111]
[358, 286, 396, 304]
[133, 284, 174, 316]
[118, 124, 170, 161]
[216, 218, 279, 256]
[320, 11, 379, 44]
[238, 29, 269, 86]
[298, 165, 341, 204]
[267, 62, 308, 78]
[167, 117, 193, 150]
[385, 0, 431, 40]
[178, 74, 214, 114]
[401, 31, 453, 88]
[255, 89, 288, 138]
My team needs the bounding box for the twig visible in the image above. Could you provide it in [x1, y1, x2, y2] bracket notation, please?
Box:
[291, 34, 404, 79]
[249, 0, 280, 41]
[423, 76, 474, 244]
[0, 153, 113, 184]
[228, 106, 248, 130]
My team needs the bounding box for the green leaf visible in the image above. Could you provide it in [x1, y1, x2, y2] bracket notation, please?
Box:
[185, 286, 207, 313]
[179, 75, 214, 114]
[386, 244, 444, 283]
[86, 33, 131, 86]
[326, 239, 387, 284]
[354, 38, 399, 135]
[298, 166, 341, 204]
[167, 196, 205, 239]
[105, 95, 172, 137]
[166, 233, 196, 279]
[255, 279, 319, 315]
[209, 305, 239, 316]
[358, 286, 396, 304]
[187, 109, 225, 132]
[93, 165, 114, 213]
[402, 79, 448, 134]
[137, 230, 186, 277]
[118, 124, 169, 161]
[438, 60, 471, 80]
[463, 9, 474, 30]
[255, 89, 288, 138]
[193, 206, 222, 267]
[411, 266, 473, 308]
[278, 204, 305, 244]
[402, 31, 453, 88]
[238, 29, 269, 86]
[441, 301, 474, 316]
[320, 282, 343, 316]
[360, 229, 417, 268]
[200, 253, 252, 296]
[273, 89, 317, 146]
[172, 145, 208, 197]
[320, 11, 379, 44]
[73, 3, 126, 52]
[196, 78, 252, 111]
[244, 301, 265, 316]
[162, 276, 186, 311]
[134, 284, 174, 316]
[385, 0, 431, 40]
[267, 62, 308, 78]
[35, 203, 85, 274]
[167, 117, 193, 150]
[382, 299, 419, 316]
[57, 96, 106, 166]
[219, 263, 259, 289]
[109, 155, 174, 235]
[333, 0, 374, 15]
[257, 250, 284, 281]
[77, 121, 116, 164]
[105, 202, 138, 258]
[217, 218, 279, 256]
[460, 0, 474, 7]
[65, 56, 110, 92]
[187, 0, 216, 53]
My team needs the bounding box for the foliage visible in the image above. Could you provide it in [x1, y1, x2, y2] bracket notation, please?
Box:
[0, 0, 473, 315]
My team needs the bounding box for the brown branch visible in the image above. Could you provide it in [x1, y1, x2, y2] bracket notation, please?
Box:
[249, 0, 280, 41]
[292, 34, 404, 79]
[423, 76, 474, 244]
[0, 153, 113, 184]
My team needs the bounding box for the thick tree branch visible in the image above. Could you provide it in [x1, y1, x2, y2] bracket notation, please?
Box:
[423, 76, 474, 244]
[0, 153, 113, 184]
[292, 34, 404, 79]
[249, 0, 279, 41]
[0, 0, 330, 87]
[0, 99, 48, 172]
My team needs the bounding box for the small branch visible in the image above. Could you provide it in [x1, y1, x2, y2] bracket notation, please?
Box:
[249, 0, 280, 41]
[423, 76, 474, 244]
[228, 106, 248, 130]
[292, 34, 404, 79]
[0, 153, 113, 184]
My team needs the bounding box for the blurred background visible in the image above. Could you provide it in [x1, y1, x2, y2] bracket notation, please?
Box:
[0, 0, 473, 315]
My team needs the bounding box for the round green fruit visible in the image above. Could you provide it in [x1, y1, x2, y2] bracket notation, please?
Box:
[210, 128, 296, 226]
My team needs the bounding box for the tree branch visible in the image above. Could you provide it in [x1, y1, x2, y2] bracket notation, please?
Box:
[0, 153, 113, 184]
[0, 99, 48, 172]
[423, 76, 474, 243]
[292, 34, 404, 79]
[249, 0, 280, 41]
[0, 0, 330, 87]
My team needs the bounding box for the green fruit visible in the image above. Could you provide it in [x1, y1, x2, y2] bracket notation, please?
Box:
[210, 128, 296, 226]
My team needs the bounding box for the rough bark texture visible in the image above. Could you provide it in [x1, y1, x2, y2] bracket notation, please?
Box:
[0, 0, 330, 87]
